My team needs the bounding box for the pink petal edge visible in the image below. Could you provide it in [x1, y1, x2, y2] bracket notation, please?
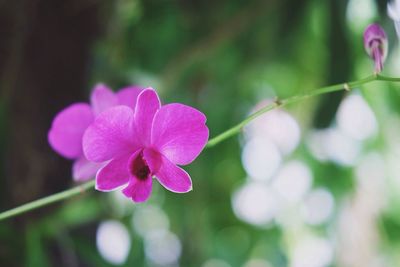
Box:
[116, 86, 144, 110]
[48, 103, 94, 159]
[153, 153, 193, 193]
[95, 153, 133, 191]
[72, 156, 105, 181]
[134, 88, 161, 146]
[90, 84, 118, 116]
[151, 103, 209, 165]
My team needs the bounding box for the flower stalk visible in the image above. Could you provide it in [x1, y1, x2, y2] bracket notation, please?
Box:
[0, 180, 95, 221]
[1, 73, 400, 221]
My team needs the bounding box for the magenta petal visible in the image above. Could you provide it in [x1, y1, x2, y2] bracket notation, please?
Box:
[151, 103, 209, 165]
[90, 84, 118, 116]
[95, 153, 132, 191]
[72, 156, 105, 181]
[154, 154, 192, 193]
[134, 88, 161, 146]
[116, 86, 144, 110]
[83, 106, 137, 162]
[122, 177, 153, 202]
[143, 148, 162, 174]
[48, 103, 94, 159]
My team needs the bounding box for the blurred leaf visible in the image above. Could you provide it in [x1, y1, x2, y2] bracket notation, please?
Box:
[26, 226, 50, 267]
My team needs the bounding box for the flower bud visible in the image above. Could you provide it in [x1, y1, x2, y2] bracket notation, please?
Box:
[363, 23, 388, 73]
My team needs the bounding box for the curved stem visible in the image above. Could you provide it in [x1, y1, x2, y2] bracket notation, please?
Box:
[0, 73, 399, 221]
[206, 74, 378, 147]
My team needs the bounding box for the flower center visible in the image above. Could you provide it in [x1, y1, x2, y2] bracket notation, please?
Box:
[131, 152, 150, 180]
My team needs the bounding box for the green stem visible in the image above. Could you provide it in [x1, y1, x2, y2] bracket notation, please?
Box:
[207, 73, 382, 147]
[0, 73, 399, 221]
[0, 180, 95, 221]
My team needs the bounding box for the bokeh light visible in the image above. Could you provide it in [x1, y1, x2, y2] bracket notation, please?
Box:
[144, 230, 182, 266]
[291, 236, 334, 267]
[301, 188, 335, 225]
[336, 94, 377, 141]
[232, 182, 279, 226]
[132, 204, 170, 237]
[96, 220, 131, 265]
[307, 128, 362, 166]
[245, 104, 301, 156]
[242, 138, 282, 181]
[346, 0, 377, 31]
[272, 161, 313, 204]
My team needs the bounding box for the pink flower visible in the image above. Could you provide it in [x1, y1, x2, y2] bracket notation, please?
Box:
[82, 88, 209, 202]
[48, 84, 143, 181]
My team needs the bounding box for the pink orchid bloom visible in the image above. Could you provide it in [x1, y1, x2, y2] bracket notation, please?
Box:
[82, 88, 209, 202]
[48, 84, 143, 181]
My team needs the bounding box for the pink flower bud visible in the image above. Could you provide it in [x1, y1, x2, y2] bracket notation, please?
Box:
[363, 23, 388, 73]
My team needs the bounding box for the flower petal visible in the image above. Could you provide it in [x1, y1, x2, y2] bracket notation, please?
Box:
[122, 177, 153, 202]
[90, 84, 118, 115]
[151, 103, 209, 165]
[143, 148, 162, 174]
[95, 153, 132, 191]
[83, 106, 138, 162]
[134, 88, 161, 146]
[48, 103, 94, 159]
[153, 154, 192, 193]
[72, 156, 105, 181]
[116, 86, 144, 109]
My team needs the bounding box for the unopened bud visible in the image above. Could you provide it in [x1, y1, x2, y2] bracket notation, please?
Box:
[363, 24, 388, 73]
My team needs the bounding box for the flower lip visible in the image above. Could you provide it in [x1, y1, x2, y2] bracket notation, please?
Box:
[130, 150, 151, 180]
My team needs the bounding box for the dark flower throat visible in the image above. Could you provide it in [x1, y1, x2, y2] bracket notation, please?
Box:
[131, 152, 150, 180]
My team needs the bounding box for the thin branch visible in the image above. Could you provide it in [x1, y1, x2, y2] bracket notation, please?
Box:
[1, 73, 399, 221]
[0, 180, 95, 221]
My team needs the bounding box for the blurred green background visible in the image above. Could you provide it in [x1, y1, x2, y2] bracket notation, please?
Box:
[2, 0, 400, 266]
